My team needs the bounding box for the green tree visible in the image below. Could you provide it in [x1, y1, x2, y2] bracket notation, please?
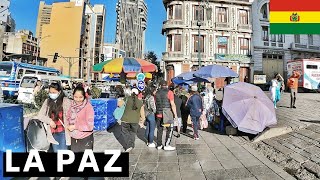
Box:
[144, 51, 163, 80]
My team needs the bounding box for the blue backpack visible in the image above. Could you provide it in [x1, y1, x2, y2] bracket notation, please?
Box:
[113, 99, 127, 121]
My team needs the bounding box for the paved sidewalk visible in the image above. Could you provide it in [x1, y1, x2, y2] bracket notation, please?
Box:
[95, 123, 294, 180]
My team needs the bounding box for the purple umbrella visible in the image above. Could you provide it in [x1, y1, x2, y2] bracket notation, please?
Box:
[222, 82, 277, 134]
[194, 65, 238, 78]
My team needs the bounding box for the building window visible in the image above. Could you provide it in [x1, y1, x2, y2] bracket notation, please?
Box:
[217, 36, 228, 54]
[216, 7, 227, 23]
[193, 35, 204, 52]
[168, 35, 172, 52]
[271, 34, 276, 42]
[239, 10, 248, 24]
[194, 5, 204, 21]
[308, 35, 313, 45]
[260, 3, 268, 19]
[262, 26, 269, 41]
[175, 5, 182, 20]
[174, 34, 182, 52]
[168, 5, 173, 19]
[239, 38, 249, 55]
[278, 35, 284, 43]
[294, 35, 300, 43]
[206, 8, 212, 20]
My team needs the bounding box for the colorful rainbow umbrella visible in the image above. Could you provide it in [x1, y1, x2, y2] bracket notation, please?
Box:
[102, 57, 157, 74]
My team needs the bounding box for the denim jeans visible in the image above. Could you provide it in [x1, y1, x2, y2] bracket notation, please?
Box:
[191, 116, 200, 138]
[145, 114, 156, 143]
[52, 132, 68, 152]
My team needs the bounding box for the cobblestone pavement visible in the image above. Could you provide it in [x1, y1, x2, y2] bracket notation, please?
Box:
[252, 92, 320, 180]
[92, 123, 294, 180]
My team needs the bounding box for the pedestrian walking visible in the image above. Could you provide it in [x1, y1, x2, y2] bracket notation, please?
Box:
[35, 82, 71, 152]
[187, 85, 203, 140]
[270, 74, 279, 109]
[277, 74, 285, 94]
[66, 86, 94, 152]
[180, 89, 190, 133]
[287, 70, 301, 108]
[155, 80, 177, 151]
[144, 86, 157, 147]
[170, 86, 182, 138]
[121, 88, 145, 152]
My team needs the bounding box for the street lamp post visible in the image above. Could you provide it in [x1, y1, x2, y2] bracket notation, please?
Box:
[35, 35, 51, 65]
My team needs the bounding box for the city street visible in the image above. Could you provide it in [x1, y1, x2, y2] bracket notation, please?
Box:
[252, 92, 320, 180]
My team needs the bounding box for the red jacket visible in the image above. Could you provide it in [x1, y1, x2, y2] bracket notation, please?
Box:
[287, 72, 301, 90]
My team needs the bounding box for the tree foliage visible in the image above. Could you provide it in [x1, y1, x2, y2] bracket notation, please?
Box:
[34, 89, 48, 109]
[144, 51, 163, 80]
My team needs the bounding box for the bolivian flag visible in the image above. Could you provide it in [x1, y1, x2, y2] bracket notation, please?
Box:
[270, 0, 320, 34]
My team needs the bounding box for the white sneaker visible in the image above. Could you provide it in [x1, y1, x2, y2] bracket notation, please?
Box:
[164, 145, 176, 151]
[125, 147, 133, 152]
[157, 145, 163, 150]
[148, 143, 156, 148]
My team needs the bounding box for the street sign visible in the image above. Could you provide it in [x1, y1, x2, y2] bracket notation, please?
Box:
[137, 80, 145, 91]
[136, 73, 145, 81]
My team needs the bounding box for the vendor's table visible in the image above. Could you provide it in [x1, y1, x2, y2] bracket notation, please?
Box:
[90, 98, 117, 130]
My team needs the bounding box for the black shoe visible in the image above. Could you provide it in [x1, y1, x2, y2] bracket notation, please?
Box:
[177, 134, 180, 138]
[293, 106, 296, 108]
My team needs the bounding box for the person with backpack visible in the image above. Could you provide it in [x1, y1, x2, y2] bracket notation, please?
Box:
[121, 88, 145, 152]
[66, 86, 94, 152]
[35, 82, 71, 152]
[144, 86, 157, 147]
[155, 80, 177, 151]
[187, 85, 203, 140]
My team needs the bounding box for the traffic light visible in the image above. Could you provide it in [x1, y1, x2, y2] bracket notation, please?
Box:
[100, 54, 104, 62]
[53, 53, 59, 63]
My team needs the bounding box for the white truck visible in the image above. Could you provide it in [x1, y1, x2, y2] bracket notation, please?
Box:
[287, 59, 320, 91]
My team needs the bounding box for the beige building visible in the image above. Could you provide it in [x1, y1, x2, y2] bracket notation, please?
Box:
[162, 0, 253, 86]
[35, 1, 52, 40]
[3, 30, 46, 65]
[38, 0, 105, 79]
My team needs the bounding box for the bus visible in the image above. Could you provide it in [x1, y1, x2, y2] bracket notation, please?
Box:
[287, 59, 320, 91]
[0, 61, 60, 98]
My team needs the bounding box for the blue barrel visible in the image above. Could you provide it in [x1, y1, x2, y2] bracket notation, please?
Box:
[90, 98, 117, 131]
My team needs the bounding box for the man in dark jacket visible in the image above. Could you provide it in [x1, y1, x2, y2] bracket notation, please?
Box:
[155, 80, 177, 151]
[187, 85, 203, 140]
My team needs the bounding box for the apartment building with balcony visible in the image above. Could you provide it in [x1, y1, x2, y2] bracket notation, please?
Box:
[115, 0, 147, 59]
[162, 0, 254, 84]
[252, 0, 320, 81]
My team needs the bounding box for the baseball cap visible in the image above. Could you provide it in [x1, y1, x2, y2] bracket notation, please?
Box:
[132, 88, 139, 95]
[191, 85, 198, 92]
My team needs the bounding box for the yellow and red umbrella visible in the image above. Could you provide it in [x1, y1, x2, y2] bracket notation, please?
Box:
[103, 57, 157, 74]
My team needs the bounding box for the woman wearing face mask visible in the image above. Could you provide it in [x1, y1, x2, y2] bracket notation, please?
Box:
[66, 86, 94, 152]
[35, 82, 71, 152]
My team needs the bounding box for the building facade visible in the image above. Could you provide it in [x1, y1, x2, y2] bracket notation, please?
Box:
[103, 43, 126, 61]
[162, 0, 253, 85]
[3, 30, 46, 65]
[252, 0, 320, 82]
[38, 0, 105, 79]
[39, 1, 86, 78]
[0, 0, 15, 61]
[115, 0, 147, 58]
[83, 3, 106, 80]
[36, 1, 52, 40]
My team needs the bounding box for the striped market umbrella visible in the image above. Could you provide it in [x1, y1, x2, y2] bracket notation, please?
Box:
[102, 57, 157, 74]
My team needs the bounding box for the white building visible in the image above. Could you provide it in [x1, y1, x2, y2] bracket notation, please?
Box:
[162, 0, 254, 87]
[252, 0, 320, 81]
[0, 0, 15, 61]
[103, 43, 126, 61]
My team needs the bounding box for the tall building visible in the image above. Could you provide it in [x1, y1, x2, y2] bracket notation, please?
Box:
[115, 0, 147, 58]
[252, 0, 320, 82]
[103, 43, 126, 60]
[38, 0, 105, 79]
[83, 3, 106, 80]
[0, 0, 15, 61]
[162, 0, 253, 85]
[39, 0, 86, 78]
[36, 1, 52, 40]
